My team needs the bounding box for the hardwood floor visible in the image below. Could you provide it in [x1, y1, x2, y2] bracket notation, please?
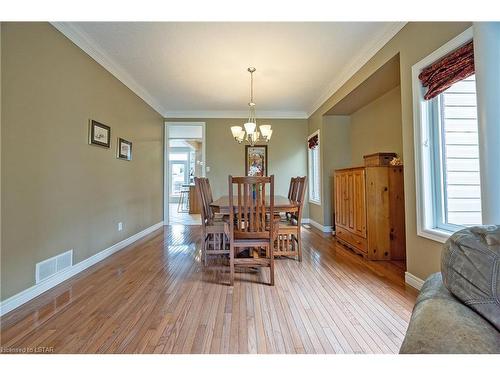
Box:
[0, 225, 417, 354]
[169, 203, 201, 225]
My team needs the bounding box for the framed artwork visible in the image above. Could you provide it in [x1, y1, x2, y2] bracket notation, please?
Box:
[245, 145, 268, 176]
[117, 138, 132, 161]
[89, 120, 111, 148]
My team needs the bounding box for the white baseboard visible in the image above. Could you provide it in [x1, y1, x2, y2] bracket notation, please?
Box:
[0, 221, 164, 317]
[302, 218, 333, 233]
[405, 272, 425, 291]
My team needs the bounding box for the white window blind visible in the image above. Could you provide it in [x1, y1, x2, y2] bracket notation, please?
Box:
[433, 74, 482, 228]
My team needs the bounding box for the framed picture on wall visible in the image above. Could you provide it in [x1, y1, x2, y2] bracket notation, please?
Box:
[88, 119, 111, 148]
[117, 138, 132, 161]
[245, 145, 268, 176]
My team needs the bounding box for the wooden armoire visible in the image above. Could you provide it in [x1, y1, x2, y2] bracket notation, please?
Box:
[334, 153, 405, 260]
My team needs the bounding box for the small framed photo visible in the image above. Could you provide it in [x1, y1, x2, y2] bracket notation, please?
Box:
[117, 138, 132, 161]
[89, 120, 111, 148]
[245, 145, 268, 176]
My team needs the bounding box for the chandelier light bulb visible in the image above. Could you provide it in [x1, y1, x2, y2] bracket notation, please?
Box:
[244, 122, 256, 134]
[259, 124, 271, 138]
[231, 126, 243, 138]
[237, 129, 246, 143]
[267, 129, 273, 141]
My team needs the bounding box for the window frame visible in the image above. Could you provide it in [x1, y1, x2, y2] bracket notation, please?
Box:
[412, 27, 475, 243]
[307, 129, 321, 205]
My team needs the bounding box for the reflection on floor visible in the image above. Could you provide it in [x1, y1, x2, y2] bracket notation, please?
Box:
[169, 202, 201, 225]
[0, 225, 417, 354]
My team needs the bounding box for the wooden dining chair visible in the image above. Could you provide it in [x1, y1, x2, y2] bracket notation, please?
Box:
[275, 176, 307, 261]
[227, 175, 278, 286]
[284, 177, 299, 221]
[195, 177, 229, 266]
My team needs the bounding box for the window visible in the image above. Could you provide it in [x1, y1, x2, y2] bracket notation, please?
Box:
[413, 27, 482, 243]
[429, 75, 482, 230]
[308, 130, 321, 204]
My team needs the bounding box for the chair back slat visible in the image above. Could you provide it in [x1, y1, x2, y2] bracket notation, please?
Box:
[288, 177, 298, 201]
[294, 176, 307, 221]
[205, 179, 214, 205]
[228, 175, 274, 239]
[194, 177, 206, 224]
[287, 177, 294, 200]
[295, 177, 307, 203]
[261, 183, 266, 231]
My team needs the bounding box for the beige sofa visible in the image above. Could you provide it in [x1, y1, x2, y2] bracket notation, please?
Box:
[400, 272, 500, 354]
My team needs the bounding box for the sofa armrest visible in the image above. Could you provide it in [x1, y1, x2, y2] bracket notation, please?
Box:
[400, 273, 500, 354]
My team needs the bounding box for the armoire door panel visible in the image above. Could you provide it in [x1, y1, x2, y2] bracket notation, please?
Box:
[341, 172, 348, 227]
[353, 169, 367, 238]
[347, 171, 354, 230]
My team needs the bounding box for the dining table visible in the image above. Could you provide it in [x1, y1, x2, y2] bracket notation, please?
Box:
[210, 195, 299, 215]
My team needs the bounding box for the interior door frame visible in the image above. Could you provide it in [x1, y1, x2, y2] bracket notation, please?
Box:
[164, 121, 206, 224]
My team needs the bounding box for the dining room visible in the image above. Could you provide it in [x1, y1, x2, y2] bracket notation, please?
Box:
[2, 15, 498, 364]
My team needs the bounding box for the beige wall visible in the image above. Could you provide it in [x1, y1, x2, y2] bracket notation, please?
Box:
[321, 115, 351, 226]
[1, 23, 164, 300]
[167, 118, 309, 218]
[308, 22, 471, 280]
[350, 86, 402, 165]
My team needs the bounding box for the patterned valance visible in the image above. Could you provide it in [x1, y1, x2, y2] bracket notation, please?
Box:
[308, 134, 319, 149]
[419, 40, 475, 100]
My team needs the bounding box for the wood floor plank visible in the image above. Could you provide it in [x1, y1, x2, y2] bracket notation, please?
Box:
[250, 282, 268, 354]
[0, 225, 417, 354]
[208, 284, 227, 354]
[245, 283, 258, 354]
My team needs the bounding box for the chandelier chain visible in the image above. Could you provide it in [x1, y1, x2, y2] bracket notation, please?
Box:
[250, 69, 254, 103]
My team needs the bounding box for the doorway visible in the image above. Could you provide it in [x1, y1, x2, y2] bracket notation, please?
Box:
[164, 122, 206, 225]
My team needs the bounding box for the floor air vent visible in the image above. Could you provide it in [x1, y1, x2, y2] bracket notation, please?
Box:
[35, 249, 73, 284]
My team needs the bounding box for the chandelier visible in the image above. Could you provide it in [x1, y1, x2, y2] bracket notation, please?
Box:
[230, 67, 273, 146]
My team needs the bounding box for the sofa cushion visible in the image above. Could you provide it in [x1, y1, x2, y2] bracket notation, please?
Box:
[400, 273, 500, 354]
[441, 225, 500, 330]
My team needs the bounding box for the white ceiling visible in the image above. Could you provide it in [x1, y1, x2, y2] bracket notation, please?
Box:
[53, 22, 405, 118]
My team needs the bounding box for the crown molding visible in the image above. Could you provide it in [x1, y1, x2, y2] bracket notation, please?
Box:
[51, 22, 167, 116]
[164, 110, 308, 119]
[307, 22, 407, 117]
